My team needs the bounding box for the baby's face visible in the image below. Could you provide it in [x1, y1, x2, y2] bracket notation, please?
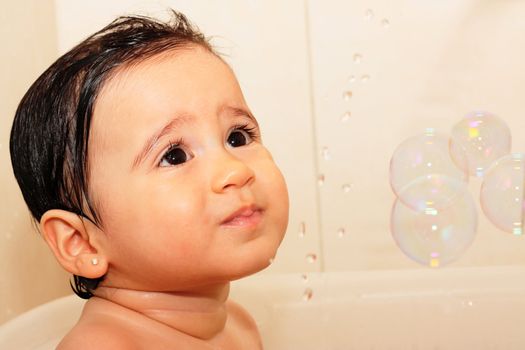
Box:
[87, 46, 289, 291]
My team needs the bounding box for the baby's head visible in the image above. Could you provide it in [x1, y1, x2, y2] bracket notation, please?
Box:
[10, 11, 288, 298]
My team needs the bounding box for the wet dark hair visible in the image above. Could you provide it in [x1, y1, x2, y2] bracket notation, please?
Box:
[9, 10, 218, 299]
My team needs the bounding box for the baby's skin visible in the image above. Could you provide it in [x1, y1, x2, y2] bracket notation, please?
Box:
[39, 45, 289, 349]
[59, 286, 262, 349]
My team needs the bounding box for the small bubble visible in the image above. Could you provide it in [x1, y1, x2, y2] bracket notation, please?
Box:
[321, 147, 331, 160]
[306, 253, 317, 263]
[298, 222, 306, 238]
[301, 274, 308, 282]
[337, 227, 346, 237]
[381, 18, 390, 28]
[460, 300, 474, 308]
[342, 183, 353, 193]
[353, 53, 363, 64]
[341, 111, 351, 123]
[343, 90, 353, 101]
[364, 9, 374, 20]
[361, 74, 370, 83]
[303, 288, 313, 301]
[317, 174, 325, 186]
[348, 75, 356, 83]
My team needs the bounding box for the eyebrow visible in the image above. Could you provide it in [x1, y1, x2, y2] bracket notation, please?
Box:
[131, 105, 257, 170]
[222, 105, 258, 129]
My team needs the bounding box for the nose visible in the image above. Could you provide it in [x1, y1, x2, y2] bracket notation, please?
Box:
[211, 151, 255, 193]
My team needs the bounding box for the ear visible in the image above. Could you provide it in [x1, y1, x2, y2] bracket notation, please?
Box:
[39, 209, 108, 279]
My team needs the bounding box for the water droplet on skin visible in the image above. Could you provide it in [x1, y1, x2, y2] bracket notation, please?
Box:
[303, 288, 313, 301]
[343, 91, 353, 101]
[381, 18, 390, 28]
[298, 222, 306, 238]
[361, 74, 370, 83]
[364, 9, 374, 20]
[337, 227, 346, 237]
[353, 53, 362, 64]
[342, 183, 353, 193]
[317, 174, 325, 186]
[321, 147, 331, 160]
[306, 253, 317, 263]
[341, 112, 351, 123]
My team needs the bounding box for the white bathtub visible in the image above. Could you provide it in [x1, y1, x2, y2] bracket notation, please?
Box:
[2, 266, 525, 349]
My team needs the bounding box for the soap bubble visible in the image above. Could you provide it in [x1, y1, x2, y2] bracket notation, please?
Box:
[390, 129, 468, 210]
[391, 175, 477, 267]
[395, 173, 470, 212]
[480, 153, 525, 235]
[450, 111, 511, 178]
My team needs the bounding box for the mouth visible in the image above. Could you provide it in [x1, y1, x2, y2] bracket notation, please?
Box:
[221, 205, 263, 228]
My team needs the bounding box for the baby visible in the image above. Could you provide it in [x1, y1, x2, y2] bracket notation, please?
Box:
[9, 10, 289, 349]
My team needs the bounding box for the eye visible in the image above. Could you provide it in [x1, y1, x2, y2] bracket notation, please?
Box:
[159, 142, 191, 167]
[227, 124, 259, 148]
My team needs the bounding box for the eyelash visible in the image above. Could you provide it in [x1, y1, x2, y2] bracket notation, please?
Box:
[233, 123, 260, 141]
[158, 124, 260, 167]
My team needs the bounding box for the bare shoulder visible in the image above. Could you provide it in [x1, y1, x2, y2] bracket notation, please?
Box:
[57, 319, 137, 350]
[227, 299, 258, 329]
[57, 298, 139, 350]
[227, 299, 263, 348]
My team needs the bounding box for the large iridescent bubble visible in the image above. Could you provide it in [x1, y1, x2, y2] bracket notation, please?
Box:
[450, 111, 511, 178]
[390, 128, 468, 211]
[480, 153, 525, 235]
[391, 175, 478, 267]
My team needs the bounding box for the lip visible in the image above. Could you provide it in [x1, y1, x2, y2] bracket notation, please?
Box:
[221, 205, 263, 228]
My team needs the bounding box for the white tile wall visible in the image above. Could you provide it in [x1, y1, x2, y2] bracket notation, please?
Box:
[307, 0, 525, 270]
[1, 0, 71, 325]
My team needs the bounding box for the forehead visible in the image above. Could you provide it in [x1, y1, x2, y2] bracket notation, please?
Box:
[90, 46, 245, 153]
[95, 46, 240, 122]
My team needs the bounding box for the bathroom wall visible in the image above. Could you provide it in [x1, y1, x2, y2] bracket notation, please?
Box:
[0, 0, 71, 325]
[307, 0, 525, 270]
[3, 0, 525, 324]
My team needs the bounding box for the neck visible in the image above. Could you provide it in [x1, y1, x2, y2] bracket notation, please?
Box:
[93, 283, 231, 340]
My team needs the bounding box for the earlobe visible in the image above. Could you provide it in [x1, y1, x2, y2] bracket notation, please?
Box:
[39, 209, 107, 279]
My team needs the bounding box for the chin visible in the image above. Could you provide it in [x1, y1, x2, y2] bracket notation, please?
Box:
[224, 245, 278, 281]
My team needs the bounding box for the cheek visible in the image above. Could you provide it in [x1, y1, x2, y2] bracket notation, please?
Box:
[98, 174, 204, 241]
[255, 159, 289, 225]
[272, 170, 290, 232]
[100, 183, 210, 277]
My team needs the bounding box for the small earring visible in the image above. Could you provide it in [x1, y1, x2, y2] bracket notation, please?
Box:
[91, 258, 99, 266]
